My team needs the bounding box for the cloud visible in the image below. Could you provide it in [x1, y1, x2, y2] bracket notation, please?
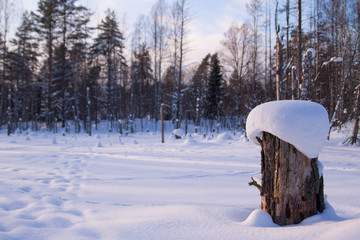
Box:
[185, 0, 249, 63]
[188, 31, 223, 62]
[186, 20, 223, 63]
[233, 0, 251, 7]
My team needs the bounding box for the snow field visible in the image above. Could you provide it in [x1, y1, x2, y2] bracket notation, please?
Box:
[0, 128, 359, 240]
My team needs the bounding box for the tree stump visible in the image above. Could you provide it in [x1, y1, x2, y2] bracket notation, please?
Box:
[254, 132, 325, 226]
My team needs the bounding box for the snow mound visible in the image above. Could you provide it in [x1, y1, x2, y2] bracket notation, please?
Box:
[96, 141, 103, 148]
[185, 133, 192, 138]
[172, 128, 185, 138]
[246, 100, 329, 158]
[216, 132, 233, 141]
[183, 137, 197, 145]
[237, 134, 249, 143]
[243, 209, 278, 227]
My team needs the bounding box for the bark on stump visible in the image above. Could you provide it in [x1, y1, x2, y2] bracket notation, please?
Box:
[251, 132, 325, 226]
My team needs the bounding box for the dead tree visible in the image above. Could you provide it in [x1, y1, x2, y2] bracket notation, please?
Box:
[249, 132, 325, 225]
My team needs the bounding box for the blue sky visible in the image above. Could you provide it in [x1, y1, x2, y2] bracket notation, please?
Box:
[17, 0, 250, 63]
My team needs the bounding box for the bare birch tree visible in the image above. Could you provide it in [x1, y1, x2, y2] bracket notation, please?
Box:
[151, 0, 168, 130]
[247, 0, 262, 101]
[220, 22, 251, 115]
[170, 0, 190, 128]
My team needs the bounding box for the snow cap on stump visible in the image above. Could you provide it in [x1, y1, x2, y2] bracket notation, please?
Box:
[246, 100, 329, 159]
[172, 128, 185, 139]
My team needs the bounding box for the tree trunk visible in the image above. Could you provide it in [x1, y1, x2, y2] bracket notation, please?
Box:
[256, 132, 324, 226]
[276, 31, 283, 101]
[349, 0, 360, 145]
[349, 83, 360, 144]
[297, 0, 302, 100]
[160, 104, 164, 143]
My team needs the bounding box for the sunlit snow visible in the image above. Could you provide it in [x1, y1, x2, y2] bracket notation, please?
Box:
[0, 122, 359, 239]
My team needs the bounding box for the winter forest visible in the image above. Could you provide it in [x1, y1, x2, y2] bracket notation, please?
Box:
[0, 0, 359, 142]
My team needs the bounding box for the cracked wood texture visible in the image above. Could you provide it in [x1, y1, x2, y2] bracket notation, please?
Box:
[259, 132, 325, 226]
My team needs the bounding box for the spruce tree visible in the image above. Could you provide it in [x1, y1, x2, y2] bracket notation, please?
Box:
[133, 44, 153, 120]
[191, 54, 211, 120]
[160, 65, 176, 120]
[205, 53, 223, 120]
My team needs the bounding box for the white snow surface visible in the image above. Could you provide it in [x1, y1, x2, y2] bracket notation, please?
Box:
[246, 100, 329, 158]
[1, 124, 360, 240]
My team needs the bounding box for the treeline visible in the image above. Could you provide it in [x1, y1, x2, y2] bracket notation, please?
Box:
[0, 0, 359, 142]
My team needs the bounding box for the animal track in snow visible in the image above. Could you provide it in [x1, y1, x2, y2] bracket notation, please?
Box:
[0, 199, 28, 211]
[19, 186, 32, 193]
[44, 196, 67, 206]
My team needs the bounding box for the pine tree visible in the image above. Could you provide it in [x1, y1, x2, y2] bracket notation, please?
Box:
[70, 7, 91, 133]
[0, 0, 16, 130]
[9, 11, 39, 131]
[32, 0, 60, 130]
[0, 33, 5, 127]
[57, 0, 90, 129]
[91, 9, 125, 129]
[86, 65, 101, 131]
[205, 53, 223, 120]
[51, 44, 72, 128]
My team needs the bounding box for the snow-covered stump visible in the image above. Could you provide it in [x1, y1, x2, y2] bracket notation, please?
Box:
[173, 128, 184, 139]
[246, 100, 329, 226]
[257, 132, 324, 225]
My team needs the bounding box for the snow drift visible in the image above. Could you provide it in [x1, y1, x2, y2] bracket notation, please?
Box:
[243, 209, 278, 227]
[246, 100, 329, 158]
